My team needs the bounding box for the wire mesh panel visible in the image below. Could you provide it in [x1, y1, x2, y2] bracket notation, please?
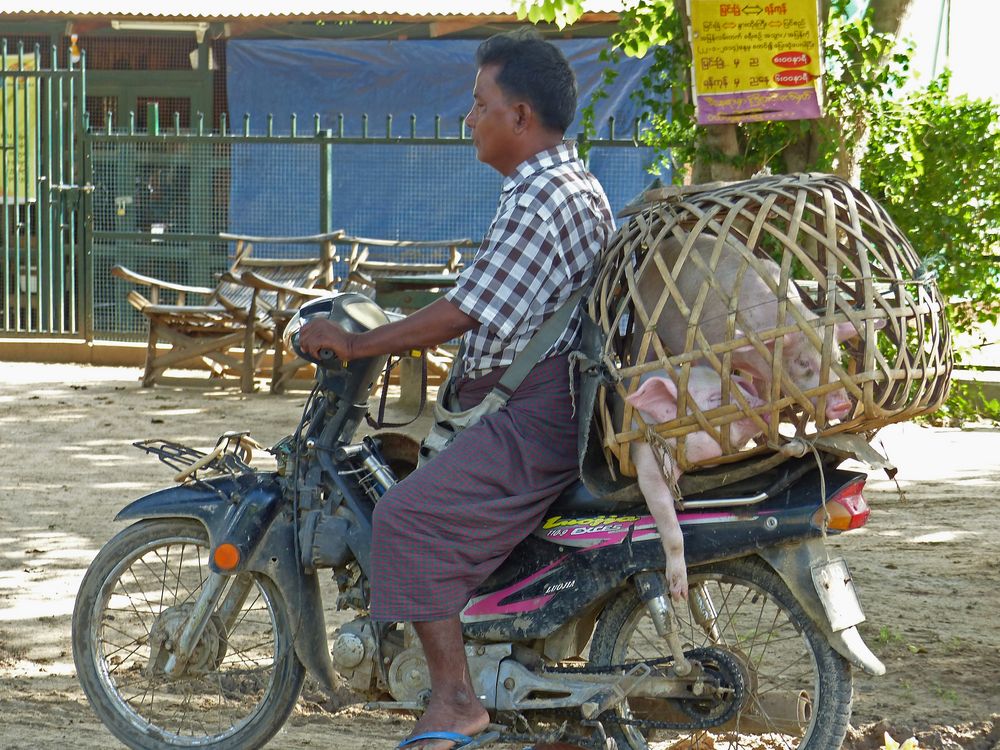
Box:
[90, 135, 233, 338]
[224, 139, 324, 240]
[94, 237, 231, 339]
[91, 138, 229, 235]
[227, 139, 659, 250]
[329, 142, 499, 242]
[89, 125, 658, 341]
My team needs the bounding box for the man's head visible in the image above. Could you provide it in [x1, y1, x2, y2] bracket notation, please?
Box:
[466, 29, 577, 175]
[475, 29, 577, 134]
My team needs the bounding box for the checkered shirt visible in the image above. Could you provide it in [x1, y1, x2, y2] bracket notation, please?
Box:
[446, 142, 614, 378]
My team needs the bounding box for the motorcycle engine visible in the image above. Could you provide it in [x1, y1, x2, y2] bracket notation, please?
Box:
[329, 617, 382, 697]
[329, 617, 421, 699]
[329, 618, 432, 703]
[386, 646, 432, 703]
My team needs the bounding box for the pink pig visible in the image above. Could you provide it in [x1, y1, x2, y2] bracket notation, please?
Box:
[638, 234, 878, 422]
[626, 366, 766, 601]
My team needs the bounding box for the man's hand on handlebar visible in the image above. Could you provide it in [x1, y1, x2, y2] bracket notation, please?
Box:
[299, 318, 354, 362]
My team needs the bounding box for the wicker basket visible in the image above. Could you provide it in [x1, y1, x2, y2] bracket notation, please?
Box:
[588, 172, 952, 478]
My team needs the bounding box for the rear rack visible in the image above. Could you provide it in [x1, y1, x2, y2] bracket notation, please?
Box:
[134, 431, 262, 482]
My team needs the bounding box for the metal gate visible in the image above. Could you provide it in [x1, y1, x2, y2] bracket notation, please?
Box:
[1, 40, 89, 337]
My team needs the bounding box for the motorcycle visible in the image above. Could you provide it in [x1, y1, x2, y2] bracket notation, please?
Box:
[72, 291, 885, 750]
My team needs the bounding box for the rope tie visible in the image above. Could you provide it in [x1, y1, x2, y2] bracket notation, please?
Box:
[778, 435, 831, 549]
[644, 425, 685, 510]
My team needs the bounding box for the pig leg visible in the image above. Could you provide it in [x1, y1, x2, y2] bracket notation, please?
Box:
[632, 441, 688, 601]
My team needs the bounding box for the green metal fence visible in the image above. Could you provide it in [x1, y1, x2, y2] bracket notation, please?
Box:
[3, 44, 654, 342]
[89, 106, 653, 342]
[1, 40, 88, 337]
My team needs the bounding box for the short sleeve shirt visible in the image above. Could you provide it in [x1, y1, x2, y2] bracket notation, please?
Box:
[445, 142, 614, 378]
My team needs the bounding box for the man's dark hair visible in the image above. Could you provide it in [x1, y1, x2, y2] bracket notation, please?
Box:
[475, 28, 577, 134]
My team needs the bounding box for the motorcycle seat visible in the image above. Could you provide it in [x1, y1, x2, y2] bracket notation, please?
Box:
[549, 479, 644, 516]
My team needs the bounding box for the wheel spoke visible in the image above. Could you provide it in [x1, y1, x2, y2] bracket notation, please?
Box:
[588, 559, 853, 750]
[74, 520, 304, 749]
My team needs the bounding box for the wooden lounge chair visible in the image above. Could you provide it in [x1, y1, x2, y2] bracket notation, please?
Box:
[340, 235, 470, 297]
[112, 238, 337, 392]
[336, 235, 475, 401]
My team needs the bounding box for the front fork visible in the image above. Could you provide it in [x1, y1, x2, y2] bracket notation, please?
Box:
[161, 571, 255, 678]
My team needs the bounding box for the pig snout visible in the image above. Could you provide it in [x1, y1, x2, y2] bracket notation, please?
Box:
[625, 369, 766, 462]
[825, 391, 852, 420]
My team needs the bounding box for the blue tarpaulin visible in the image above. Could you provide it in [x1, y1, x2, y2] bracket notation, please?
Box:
[226, 38, 663, 243]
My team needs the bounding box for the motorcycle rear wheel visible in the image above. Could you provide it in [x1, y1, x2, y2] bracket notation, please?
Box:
[72, 519, 305, 750]
[590, 555, 853, 750]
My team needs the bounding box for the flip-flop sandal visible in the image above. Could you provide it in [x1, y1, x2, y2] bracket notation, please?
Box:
[397, 729, 501, 749]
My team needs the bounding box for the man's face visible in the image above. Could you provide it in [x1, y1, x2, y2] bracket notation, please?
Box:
[465, 64, 521, 175]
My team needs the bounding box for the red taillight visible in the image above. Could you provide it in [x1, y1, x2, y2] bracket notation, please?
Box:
[813, 477, 870, 531]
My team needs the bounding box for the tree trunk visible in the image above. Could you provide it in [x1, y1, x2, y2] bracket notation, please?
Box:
[695, 125, 746, 182]
[781, 0, 915, 182]
[871, 0, 913, 36]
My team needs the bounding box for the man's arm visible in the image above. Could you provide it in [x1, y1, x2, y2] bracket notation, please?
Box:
[298, 298, 478, 362]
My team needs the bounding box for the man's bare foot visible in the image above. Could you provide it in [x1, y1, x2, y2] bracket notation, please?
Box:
[403, 617, 491, 748]
[400, 697, 491, 749]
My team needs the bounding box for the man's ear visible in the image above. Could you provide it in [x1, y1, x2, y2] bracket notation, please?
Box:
[512, 101, 533, 133]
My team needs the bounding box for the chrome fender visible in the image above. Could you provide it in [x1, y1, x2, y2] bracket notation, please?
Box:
[756, 538, 886, 676]
[114, 473, 339, 690]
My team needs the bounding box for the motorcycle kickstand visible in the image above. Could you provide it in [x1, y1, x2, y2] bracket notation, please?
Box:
[632, 570, 693, 676]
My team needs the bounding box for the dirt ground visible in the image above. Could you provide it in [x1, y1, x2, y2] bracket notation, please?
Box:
[1, 362, 998, 749]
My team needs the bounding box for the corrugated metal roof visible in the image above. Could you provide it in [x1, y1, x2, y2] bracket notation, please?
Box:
[2, 0, 623, 18]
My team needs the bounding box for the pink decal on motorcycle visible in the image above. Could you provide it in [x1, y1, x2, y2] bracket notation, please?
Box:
[463, 556, 568, 617]
[536, 511, 757, 549]
[539, 514, 650, 549]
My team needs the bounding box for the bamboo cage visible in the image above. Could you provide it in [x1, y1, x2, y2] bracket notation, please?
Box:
[588, 172, 953, 477]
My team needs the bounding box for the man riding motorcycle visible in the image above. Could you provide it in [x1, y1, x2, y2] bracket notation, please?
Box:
[299, 28, 614, 750]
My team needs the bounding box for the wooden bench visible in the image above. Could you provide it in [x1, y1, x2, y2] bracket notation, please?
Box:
[337, 236, 475, 406]
[112, 231, 343, 392]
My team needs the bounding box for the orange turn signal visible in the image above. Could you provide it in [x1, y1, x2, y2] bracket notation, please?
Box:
[214, 543, 241, 570]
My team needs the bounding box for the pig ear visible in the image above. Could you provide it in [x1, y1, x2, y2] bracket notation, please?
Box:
[732, 330, 777, 382]
[731, 347, 771, 383]
[626, 376, 678, 413]
[731, 374, 758, 399]
[833, 321, 862, 343]
[836, 318, 888, 342]
[840, 318, 888, 340]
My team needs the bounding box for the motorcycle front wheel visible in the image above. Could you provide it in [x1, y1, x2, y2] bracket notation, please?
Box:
[72, 519, 305, 750]
[590, 555, 853, 750]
